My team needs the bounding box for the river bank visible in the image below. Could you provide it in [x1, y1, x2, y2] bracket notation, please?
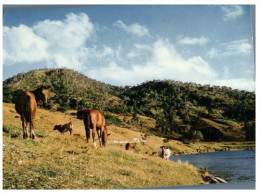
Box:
[170, 141, 255, 156]
[141, 182, 255, 190]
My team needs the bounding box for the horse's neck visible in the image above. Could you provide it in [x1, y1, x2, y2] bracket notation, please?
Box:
[32, 89, 41, 102]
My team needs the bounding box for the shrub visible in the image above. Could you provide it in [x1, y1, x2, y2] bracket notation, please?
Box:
[3, 125, 21, 138]
[77, 109, 86, 119]
[57, 104, 70, 113]
[105, 115, 122, 126]
[35, 129, 50, 138]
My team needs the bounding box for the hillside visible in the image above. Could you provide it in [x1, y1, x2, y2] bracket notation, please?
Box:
[3, 102, 255, 189]
[3, 102, 206, 189]
[3, 68, 255, 142]
[3, 68, 121, 112]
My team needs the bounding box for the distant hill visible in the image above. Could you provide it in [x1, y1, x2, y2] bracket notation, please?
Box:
[3, 68, 255, 142]
[3, 68, 121, 112]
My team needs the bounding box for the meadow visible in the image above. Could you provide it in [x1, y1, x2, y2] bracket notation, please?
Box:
[3, 103, 205, 189]
[2, 102, 255, 189]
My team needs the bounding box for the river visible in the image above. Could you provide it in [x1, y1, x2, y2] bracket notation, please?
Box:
[170, 150, 255, 184]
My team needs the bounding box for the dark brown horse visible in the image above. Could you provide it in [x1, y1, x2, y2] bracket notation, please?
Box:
[15, 86, 50, 139]
[53, 121, 73, 135]
[83, 109, 109, 148]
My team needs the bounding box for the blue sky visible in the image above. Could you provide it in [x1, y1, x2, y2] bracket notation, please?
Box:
[2, 5, 255, 91]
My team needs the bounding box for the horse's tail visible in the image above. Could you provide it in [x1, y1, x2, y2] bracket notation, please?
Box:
[85, 111, 91, 140]
[24, 95, 32, 122]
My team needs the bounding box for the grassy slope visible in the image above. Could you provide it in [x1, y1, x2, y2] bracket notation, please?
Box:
[3, 103, 204, 189]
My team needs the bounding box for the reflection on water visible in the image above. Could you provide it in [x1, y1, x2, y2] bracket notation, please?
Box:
[170, 150, 255, 183]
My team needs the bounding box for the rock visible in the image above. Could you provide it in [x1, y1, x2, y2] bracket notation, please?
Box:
[203, 174, 227, 184]
[215, 177, 227, 183]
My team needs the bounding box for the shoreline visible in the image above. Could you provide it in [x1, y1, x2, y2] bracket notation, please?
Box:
[172, 142, 255, 156]
[139, 182, 255, 190]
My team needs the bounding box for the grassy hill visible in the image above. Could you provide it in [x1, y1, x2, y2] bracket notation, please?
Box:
[3, 102, 206, 189]
[3, 102, 255, 189]
[3, 68, 255, 142]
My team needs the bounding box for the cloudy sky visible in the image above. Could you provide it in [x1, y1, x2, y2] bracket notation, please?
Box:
[3, 5, 255, 91]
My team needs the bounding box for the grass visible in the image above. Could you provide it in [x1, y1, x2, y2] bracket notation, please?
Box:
[2, 102, 255, 189]
[3, 135, 204, 189]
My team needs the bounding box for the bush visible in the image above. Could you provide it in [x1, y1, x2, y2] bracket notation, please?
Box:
[57, 104, 70, 113]
[35, 129, 50, 138]
[105, 115, 122, 126]
[3, 125, 21, 138]
[77, 109, 86, 119]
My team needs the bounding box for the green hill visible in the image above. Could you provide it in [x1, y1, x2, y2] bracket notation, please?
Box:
[3, 68, 255, 142]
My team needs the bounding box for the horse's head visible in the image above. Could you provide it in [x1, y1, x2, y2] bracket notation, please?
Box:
[37, 86, 50, 105]
[68, 122, 73, 130]
[102, 125, 110, 147]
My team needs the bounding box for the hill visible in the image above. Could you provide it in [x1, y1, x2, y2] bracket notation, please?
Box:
[3, 68, 255, 142]
[3, 102, 255, 189]
[3, 102, 206, 189]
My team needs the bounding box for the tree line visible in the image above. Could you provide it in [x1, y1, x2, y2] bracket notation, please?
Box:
[3, 68, 255, 141]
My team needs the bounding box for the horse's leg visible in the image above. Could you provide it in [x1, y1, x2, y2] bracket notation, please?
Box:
[96, 128, 102, 147]
[92, 124, 97, 149]
[86, 127, 90, 143]
[99, 127, 104, 147]
[22, 116, 28, 139]
[84, 122, 90, 143]
[30, 121, 36, 139]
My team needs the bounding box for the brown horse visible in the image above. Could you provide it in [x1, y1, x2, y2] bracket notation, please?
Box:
[53, 121, 73, 135]
[15, 86, 50, 139]
[83, 109, 109, 148]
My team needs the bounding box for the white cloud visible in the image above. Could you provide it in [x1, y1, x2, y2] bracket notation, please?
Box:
[212, 79, 255, 91]
[88, 39, 217, 86]
[177, 36, 209, 45]
[3, 12, 95, 70]
[3, 25, 49, 65]
[221, 5, 244, 21]
[223, 39, 253, 56]
[208, 39, 253, 58]
[114, 20, 151, 37]
[32, 12, 94, 70]
[3, 12, 254, 92]
[207, 48, 219, 58]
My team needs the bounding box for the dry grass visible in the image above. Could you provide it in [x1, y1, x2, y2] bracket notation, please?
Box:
[3, 102, 254, 189]
[3, 103, 205, 189]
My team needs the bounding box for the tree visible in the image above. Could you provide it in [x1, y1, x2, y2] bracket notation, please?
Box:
[243, 121, 255, 141]
[131, 112, 139, 131]
[191, 130, 204, 149]
[139, 120, 146, 133]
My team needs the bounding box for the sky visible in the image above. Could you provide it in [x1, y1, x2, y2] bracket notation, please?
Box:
[2, 4, 256, 91]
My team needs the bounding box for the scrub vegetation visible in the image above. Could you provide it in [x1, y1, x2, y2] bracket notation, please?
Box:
[2, 68, 255, 189]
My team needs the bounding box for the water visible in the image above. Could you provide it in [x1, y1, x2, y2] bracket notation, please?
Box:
[170, 150, 255, 184]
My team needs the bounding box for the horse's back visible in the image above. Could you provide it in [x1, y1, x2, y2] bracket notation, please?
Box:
[15, 91, 37, 115]
[84, 109, 105, 128]
[90, 109, 105, 127]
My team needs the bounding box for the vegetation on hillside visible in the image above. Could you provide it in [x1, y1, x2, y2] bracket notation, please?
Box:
[2, 102, 255, 189]
[3, 103, 206, 189]
[3, 68, 255, 142]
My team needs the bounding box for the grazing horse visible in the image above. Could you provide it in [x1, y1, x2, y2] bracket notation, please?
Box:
[125, 143, 132, 150]
[158, 146, 171, 160]
[15, 86, 49, 139]
[83, 109, 109, 148]
[53, 121, 73, 135]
